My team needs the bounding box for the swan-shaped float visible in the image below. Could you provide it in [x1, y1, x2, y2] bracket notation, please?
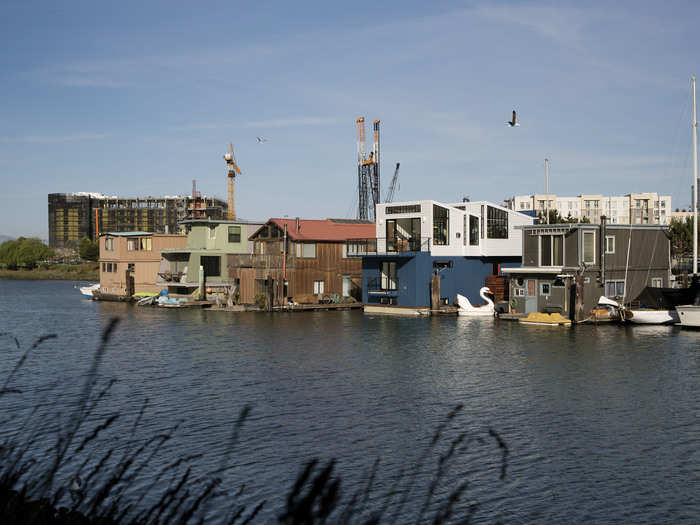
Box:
[456, 287, 495, 316]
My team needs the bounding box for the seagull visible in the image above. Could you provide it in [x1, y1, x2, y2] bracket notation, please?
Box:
[256, 136, 268, 143]
[507, 110, 520, 127]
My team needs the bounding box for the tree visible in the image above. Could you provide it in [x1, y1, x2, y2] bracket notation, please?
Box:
[669, 216, 694, 258]
[78, 237, 99, 261]
[0, 237, 54, 269]
[536, 209, 589, 224]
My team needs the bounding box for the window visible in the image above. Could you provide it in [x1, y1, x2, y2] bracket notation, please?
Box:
[540, 235, 563, 266]
[296, 243, 316, 258]
[480, 205, 485, 239]
[314, 280, 325, 294]
[651, 277, 663, 288]
[102, 262, 106, 272]
[105, 238, 114, 250]
[201, 255, 220, 277]
[432, 205, 449, 245]
[139, 237, 151, 251]
[386, 204, 421, 214]
[463, 214, 467, 246]
[605, 280, 625, 298]
[228, 226, 241, 243]
[127, 238, 138, 251]
[381, 262, 397, 290]
[127, 263, 135, 271]
[540, 282, 551, 296]
[486, 206, 508, 239]
[514, 288, 525, 297]
[469, 216, 479, 246]
[605, 236, 615, 254]
[208, 225, 216, 240]
[583, 231, 595, 264]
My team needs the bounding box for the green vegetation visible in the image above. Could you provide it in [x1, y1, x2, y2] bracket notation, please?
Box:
[536, 209, 590, 224]
[670, 216, 694, 258]
[78, 237, 99, 261]
[0, 262, 99, 280]
[0, 237, 54, 270]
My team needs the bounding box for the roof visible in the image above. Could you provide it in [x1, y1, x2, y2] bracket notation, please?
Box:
[103, 231, 153, 237]
[250, 218, 376, 242]
[179, 218, 265, 226]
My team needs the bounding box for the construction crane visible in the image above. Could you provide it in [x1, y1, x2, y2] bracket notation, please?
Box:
[384, 162, 400, 203]
[223, 143, 242, 220]
[356, 118, 381, 221]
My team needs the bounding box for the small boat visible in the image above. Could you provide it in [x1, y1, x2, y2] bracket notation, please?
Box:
[676, 304, 700, 327]
[456, 287, 494, 317]
[519, 312, 571, 326]
[627, 308, 679, 325]
[79, 283, 99, 298]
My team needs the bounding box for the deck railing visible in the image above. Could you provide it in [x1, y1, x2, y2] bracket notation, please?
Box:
[345, 236, 431, 256]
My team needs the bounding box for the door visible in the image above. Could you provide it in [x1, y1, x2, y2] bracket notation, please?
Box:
[525, 279, 537, 313]
[342, 275, 351, 298]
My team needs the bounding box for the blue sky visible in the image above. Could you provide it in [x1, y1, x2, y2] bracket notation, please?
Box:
[1, 0, 699, 238]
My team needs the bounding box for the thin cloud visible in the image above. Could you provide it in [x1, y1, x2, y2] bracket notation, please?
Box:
[0, 133, 107, 144]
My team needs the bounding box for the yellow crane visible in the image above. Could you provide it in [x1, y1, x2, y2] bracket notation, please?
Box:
[223, 142, 242, 220]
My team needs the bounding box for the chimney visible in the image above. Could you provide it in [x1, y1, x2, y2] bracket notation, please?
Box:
[296, 217, 300, 231]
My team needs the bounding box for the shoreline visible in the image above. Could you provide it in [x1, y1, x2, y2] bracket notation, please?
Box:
[0, 266, 99, 281]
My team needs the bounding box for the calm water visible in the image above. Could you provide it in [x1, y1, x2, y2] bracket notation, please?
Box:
[1, 279, 699, 523]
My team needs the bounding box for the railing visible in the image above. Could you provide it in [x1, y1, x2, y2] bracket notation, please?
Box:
[346, 236, 431, 256]
[228, 254, 286, 269]
[366, 277, 398, 294]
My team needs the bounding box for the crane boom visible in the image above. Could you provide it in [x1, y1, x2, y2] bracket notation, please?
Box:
[384, 162, 400, 203]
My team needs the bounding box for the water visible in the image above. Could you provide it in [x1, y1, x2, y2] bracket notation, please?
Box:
[1, 279, 700, 523]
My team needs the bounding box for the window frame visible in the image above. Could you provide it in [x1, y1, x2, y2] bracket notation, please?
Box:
[540, 282, 551, 296]
[582, 231, 596, 265]
[313, 280, 325, 294]
[605, 235, 615, 254]
[380, 261, 398, 291]
[651, 277, 663, 288]
[228, 226, 241, 243]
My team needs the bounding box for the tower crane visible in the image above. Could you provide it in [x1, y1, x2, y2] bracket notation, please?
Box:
[384, 162, 400, 203]
[224, 143, 242, 220]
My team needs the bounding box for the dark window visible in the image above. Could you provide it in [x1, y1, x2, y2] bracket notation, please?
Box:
[381, 261, 397, 290]
[433, 205, 449, 245]
[487, 206, 508, 239]
[386, 204, 421, 214]
[433, 261, 453, 269]
[228, 226, 241, 243]
[469, 215, 479, 245]
[201, 256, 221, 277]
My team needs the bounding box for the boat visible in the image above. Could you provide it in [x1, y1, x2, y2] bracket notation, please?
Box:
[79, 283, 99, 298]
[519, 312, 572, 326]
[676, 75, 700, 328]
[627, 308, 680, 325]
[676, 305, 700, 327]
[456, 287, 495, 316]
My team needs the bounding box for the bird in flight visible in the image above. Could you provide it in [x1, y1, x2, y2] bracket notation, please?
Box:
[256, 136, 268, 143]
[507, 110, 520, 127]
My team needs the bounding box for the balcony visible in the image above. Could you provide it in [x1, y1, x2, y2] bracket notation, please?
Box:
[228, 253, 287, 269]
[345, 236, 431, 256]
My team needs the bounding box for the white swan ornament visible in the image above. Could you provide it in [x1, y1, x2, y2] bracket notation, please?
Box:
[457, 287, 495, 316]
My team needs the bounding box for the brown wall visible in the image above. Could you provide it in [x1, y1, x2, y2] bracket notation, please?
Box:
[99, 234, 187, 295]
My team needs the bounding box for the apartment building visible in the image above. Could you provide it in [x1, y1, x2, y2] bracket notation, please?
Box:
[506, 193, 672, 225]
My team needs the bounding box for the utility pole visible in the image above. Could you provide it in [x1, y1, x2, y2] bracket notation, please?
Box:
[545, 158, 550, 224]
[692, 75, 698, 275]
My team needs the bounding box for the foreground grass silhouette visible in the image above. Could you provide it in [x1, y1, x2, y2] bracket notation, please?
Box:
[0, 318, 509, 524]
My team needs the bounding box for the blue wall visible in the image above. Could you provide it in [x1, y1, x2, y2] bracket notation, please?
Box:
[363, 255, 520, 307]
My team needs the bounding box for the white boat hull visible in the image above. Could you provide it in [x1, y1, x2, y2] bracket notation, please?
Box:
[628, 309, 679, 325]
[79, 284, 100, 298]
[675, 305, 700, 327]
[456, 293, 494, 317]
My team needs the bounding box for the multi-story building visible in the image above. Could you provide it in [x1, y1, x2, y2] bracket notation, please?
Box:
[48, 192, 227, 249]
[502, 222, 671, 320]
[506, 193, 672, 225]
[346, 199, 534, 312]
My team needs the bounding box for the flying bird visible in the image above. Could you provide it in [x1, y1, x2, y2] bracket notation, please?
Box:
[256, 136, 268, 143]
[507, 110, 520, 127]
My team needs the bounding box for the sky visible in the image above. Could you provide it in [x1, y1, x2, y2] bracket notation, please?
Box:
[1, 0, 699, 238]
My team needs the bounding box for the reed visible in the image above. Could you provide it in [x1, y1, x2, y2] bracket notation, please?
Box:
[0, 322, 509, 523]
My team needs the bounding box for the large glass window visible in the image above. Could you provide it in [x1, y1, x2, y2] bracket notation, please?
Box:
[228, 226, 241, 243]
[295, 243, 316, 258]
[487, 206, 508, 239]
[540, 235, 563, 266]
[105, 238, 114, 250]
[605, 280, 625, 298]
[583, 231, 595, 264]
[432, 205, 449, 245]
[381, 261, 397, 290]
[469, 216, 479, 245]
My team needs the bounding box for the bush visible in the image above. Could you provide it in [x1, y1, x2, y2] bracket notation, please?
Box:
[0, 237, 54, 269]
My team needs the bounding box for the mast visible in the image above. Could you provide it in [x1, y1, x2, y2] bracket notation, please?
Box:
[545, 158, 549, 224]
[692, 75, 698, 275]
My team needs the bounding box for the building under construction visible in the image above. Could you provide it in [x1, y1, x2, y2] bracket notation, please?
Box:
[356, 117, 381, 221]
[48, 191, 227, 249]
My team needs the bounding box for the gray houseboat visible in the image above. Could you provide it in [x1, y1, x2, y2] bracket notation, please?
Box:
[502, 221, 671, 320]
